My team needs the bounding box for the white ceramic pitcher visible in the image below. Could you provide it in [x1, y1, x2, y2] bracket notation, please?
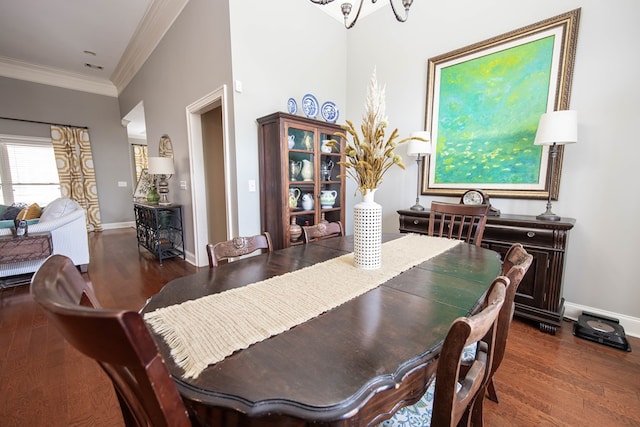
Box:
[301, 159, 313, 181]
[320, 190, 337, 208]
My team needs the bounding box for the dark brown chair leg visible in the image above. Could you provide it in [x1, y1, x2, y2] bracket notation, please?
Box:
[486, 378, 499, 403]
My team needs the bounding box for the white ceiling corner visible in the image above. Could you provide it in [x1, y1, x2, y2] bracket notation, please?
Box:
[0, 0, 189, 97]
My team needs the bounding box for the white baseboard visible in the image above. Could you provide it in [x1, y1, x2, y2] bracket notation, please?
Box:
[184, 249, 197, 267]
[564, 302, 640, 338]
[101, 221, 135, 230]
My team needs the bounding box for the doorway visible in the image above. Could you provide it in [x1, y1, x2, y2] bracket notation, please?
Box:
[122, 101, 148, 188]
[201, 108, 227, 246]
[186, 85, 235, 267]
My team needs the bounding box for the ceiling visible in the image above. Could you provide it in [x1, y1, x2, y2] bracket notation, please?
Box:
[0, 0, 189, 139]
[0, 0, 149, 83]
[0, 1, 383, 138]
[0, 0, 381, 92]
[0, 0, 189, 98]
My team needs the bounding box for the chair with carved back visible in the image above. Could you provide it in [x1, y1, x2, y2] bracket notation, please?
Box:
[379, 275, 509, 427]
[428, 201, 490, 246]
[31, 255, 196, 427]
[302, 221, 344, 243]
[206, 231, 273, 267]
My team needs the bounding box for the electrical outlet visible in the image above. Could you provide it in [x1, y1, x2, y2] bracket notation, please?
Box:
[118, 181, 127, 187]
[179, 180, 187, 190]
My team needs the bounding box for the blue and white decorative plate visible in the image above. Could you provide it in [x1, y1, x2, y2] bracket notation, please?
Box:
[321, 101, 339, 123]
[301, 93, 319, 119]
[287, 98, 297, 115]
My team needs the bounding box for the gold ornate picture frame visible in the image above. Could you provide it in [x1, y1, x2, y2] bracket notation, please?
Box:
[423, 9, 580, 200]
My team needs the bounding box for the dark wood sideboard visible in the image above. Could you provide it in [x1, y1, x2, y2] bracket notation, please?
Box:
[398, 209, 575, 334]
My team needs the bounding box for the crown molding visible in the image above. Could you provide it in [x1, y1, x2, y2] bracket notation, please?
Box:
[111, 0, 190, 94]
[0, 56, 118, 97]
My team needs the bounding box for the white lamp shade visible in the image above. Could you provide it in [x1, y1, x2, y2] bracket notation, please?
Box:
[534, 110, 578, 146]
[148, 156, 175, 175]
[407, 131, 431, 156]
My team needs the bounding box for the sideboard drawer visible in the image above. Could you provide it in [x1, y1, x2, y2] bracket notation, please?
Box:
[399, 215, 429, 234]
[484, 225, 555, 248]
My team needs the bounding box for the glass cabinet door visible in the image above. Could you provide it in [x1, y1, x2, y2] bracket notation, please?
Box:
[286, 125, 315, 240]
[284, 123, 342, 244]
[318, 130, 342, 225]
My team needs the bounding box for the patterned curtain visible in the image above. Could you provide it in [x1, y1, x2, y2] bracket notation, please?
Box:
[132, 143, 148, 182]
[50, 126, 103, 232]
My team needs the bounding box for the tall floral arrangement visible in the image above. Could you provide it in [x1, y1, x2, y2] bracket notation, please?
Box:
[329, 69, 413, 194]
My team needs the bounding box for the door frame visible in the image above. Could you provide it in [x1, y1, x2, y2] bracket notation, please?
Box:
[186, 85, 236, 267]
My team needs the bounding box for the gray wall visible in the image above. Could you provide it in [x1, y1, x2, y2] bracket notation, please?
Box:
[118, 0, 233, 258]
[227, 0, 640, 324]
[343, 0, 640, 322]
[0, 76, 133, 225]
[228, 0, 349, 234]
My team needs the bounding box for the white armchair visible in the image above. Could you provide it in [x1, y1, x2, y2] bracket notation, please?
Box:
[0, 198, 90, 278]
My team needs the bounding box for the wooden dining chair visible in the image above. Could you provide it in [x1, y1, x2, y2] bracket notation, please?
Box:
[460, 243, 533, 405]
[302, 221, 344, 243]
[380, 276, 508, 427]
[206, 231, 273, 267]
[31, 255, 196, 427]
[485, 243, 533, 403]
[428, 201, 490, 246]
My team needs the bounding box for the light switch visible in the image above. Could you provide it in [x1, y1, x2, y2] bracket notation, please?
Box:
[248, 179, 256, 192]
[235, 80, 243, 93]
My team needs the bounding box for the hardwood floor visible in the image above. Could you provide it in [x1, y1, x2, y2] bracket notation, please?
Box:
[1, 228, 639, 426]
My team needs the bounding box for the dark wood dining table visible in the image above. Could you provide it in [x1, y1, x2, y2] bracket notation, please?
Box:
[141, 234, 501, 426]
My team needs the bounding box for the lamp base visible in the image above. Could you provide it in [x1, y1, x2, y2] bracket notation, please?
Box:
[410, 203, 425, 211]
[536, 207, 561, 221]
[157, 175, 171, 206]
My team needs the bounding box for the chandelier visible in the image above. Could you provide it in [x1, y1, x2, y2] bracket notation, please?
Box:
[310, 0, 413, 29]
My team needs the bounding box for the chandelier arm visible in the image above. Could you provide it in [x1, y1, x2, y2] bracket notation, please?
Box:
[344, 1, 366, 29]
[389, 0, 412, 22]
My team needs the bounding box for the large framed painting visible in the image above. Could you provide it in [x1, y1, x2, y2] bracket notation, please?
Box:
[423, 9, 580, 199]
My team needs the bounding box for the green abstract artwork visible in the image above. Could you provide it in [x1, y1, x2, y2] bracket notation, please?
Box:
[433, 36, 554, 185]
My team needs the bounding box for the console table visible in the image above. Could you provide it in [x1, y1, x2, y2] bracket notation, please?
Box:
[398, 209, 575, 334]
[134, 203, 185, 265]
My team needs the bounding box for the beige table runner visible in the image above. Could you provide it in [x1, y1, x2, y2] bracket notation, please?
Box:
[143, 234, 460, 378]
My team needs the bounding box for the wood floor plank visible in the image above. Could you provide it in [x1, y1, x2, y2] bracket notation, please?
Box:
[1, 228, 639, 426]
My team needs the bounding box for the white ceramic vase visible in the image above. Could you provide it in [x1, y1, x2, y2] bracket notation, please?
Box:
[353, 189, 382, 269]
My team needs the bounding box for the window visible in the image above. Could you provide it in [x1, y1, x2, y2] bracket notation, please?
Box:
[0, 135, 61, 206]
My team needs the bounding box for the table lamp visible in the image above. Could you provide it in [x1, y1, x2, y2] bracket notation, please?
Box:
[534, 110, 577, 221]
[407, 131, 431, 211]
[148, 156, 175, 206]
